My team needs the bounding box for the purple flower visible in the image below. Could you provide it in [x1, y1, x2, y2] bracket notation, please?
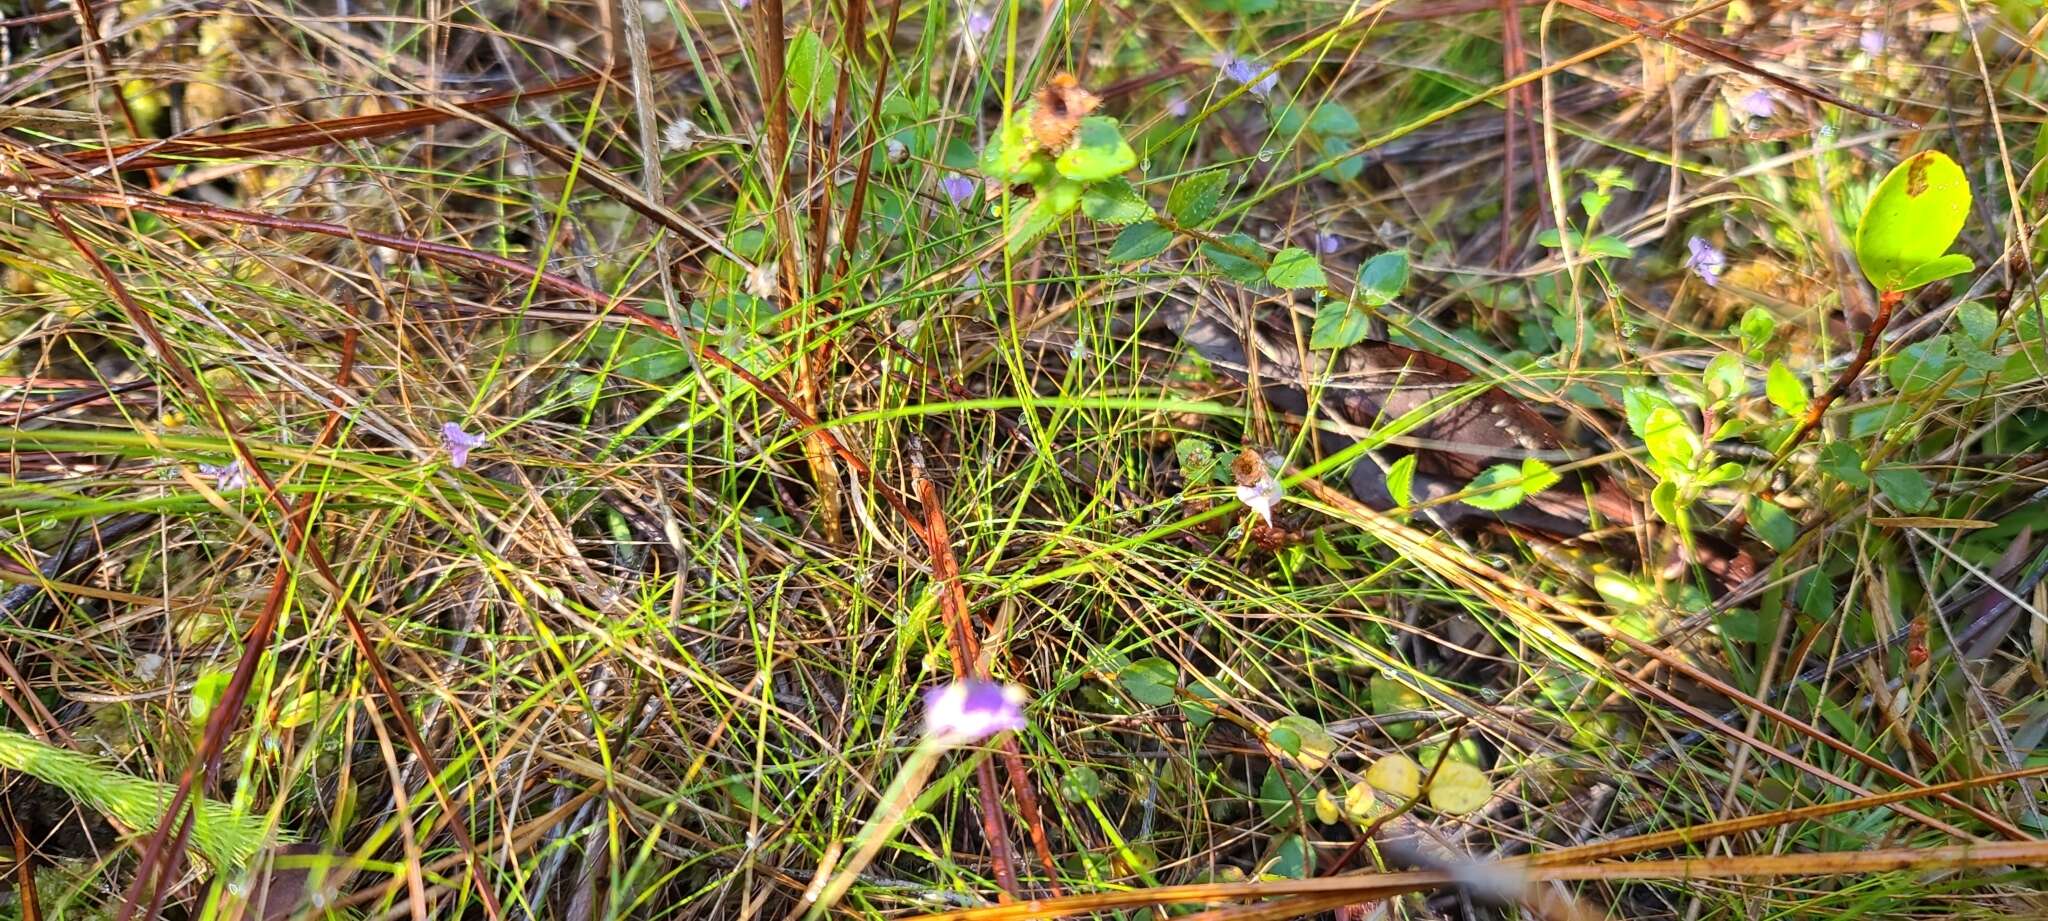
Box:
[441, 422, 487, 469]
[965, 8, 994, 39]
[198, 460, 247, 491]
[1737, 89, 1776, 119]
[1859, 29, 1887, 56]
[1685, 236, 1726, 288]
[940, 173, 978, 207]
[1317, 232, 1342, 255]
[1164, 93, 1190, 118]
[1215, 52, 1279, 99]
[924, 680, 1027, 743]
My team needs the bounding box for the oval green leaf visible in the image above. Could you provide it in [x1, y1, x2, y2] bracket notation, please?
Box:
[1855, 150, 1972, 292]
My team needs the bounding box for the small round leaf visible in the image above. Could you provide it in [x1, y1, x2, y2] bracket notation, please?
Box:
[1854, 150, 1972, 292]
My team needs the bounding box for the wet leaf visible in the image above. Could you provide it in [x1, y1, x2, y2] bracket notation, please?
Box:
[1355, 251, 1409, 306]
[1266, 247, 1326, 289]
[1168, 169, 1230, 227]
[1054, 117, 1137, 182]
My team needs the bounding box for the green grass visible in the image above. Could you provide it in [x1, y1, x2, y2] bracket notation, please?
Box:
[2, 0, 2047, 919]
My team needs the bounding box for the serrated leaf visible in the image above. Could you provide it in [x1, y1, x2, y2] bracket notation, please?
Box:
[1766, 360, 1809, 416]
[1054, 116, 1137, 182]
[1266, 247, 1326, 289]
[1004, 200, 1066, 257]
[784, 30, 839, 118]
[1080, 178, 1153, 224]
[979, 113, 1049, 183]
[1168, 169, 1230, 227]
[1460, 463, 1529, 511]
[1107, 221, 1173, 262]
[1119, 657, 1179, 707]
[1384, 454, 1417, 508]
[1957, 301, 1998, 342]
[1355, 250, 1409, 306]
[1310, 301, 1372, 350]
[1874, 465, 1933, 511]
[1202, 233, 1266, 283]
[1854, 150, 1972, 292]
[1518, 457, 1561, 494]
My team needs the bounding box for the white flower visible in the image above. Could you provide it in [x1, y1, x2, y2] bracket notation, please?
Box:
[1236, 474, 1281, 525]
[662, 118, 703, 152]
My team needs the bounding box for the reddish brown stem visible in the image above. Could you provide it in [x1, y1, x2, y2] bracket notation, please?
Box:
[1776, 288, 1903, 460]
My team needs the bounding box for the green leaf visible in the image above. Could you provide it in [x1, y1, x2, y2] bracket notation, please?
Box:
[1739, 307, 1778, 355]
[1874, 465, 1933, 511]
[1460, 463, 1529, 511]
[1355, 250, 1410, 306]
[1956, 301, 1998, 343]
[1854, 150, 1973, 292]
[1650, 480, 1686, 527]
[1261, 834, 1314, 879]
[784, 30, 839, 118]
[1119, 657, 1179, 707]
[1623, 387, 1678, 439]
[1107, 221, 1173, 262]
[1309, 103, 1361, 136]
[1258, 764, 1313, 823]
[1368, 675, 1425, 741]
[1585, 234, 1633, 258]
[1004, 200, 1066, 257]
[1081, 178, 1153, 224]
[1817, 441, 1870, 488]
[979, 113, 1048, 183]
[1168, 169, 1230, 227]
[1310, 301, 1372, 350]
[1518, 457, 1561, 493]
[1266, 247, 1327, 289]
[1053, 116, 1137, 182]
[1897, 252, 1975, 290]
[1704, 352, 1745, 404]
[1765, 360, 1809, 416]
[1749, 498, 1798, 551]
[1264, 715, 1334, 770]
[1202, 233, 1266, 284]
[1176, 437, 1221, 484]
[1384, 455, 1417, 508]
[1641, 406, 1702, 473]
[1041, 177, 1084, 216]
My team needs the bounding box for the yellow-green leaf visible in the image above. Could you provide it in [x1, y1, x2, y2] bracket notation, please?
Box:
[1855, 150, 1973, 292]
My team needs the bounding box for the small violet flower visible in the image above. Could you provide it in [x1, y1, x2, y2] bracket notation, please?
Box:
[964, 8, 995, 40]
[1164, 93, 1190, 118]
[1317, 232, 1342, 255]
[198, 459, 247, 491]
[1737, 89, 1776, 119]
[1859, 29, 1887, 56]
[940, 173, 978, 207]
[1685, 236, 1726, 288]
[1215, 52, 1279, 100]
[441, 422, 487, 469]
[925, 680, 1027, 744]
